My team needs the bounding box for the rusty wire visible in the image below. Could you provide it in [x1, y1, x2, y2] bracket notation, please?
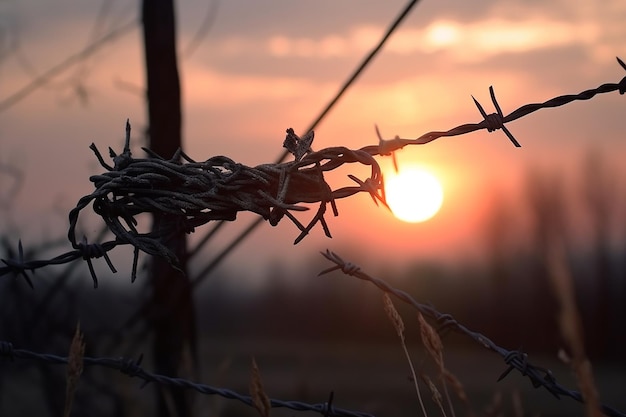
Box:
[319, 250, 626, 417]
[0, 340, 372, 417]
[0, 57, 625, 289]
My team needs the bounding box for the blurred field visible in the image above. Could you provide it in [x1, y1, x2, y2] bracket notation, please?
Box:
[2, 337, 624, 416]
[193, 338, 626, 417]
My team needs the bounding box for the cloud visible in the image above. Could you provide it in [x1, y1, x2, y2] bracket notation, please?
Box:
[410, 18, 600, 61]
[184, 67, 335, 107]
[184, 60, 538, 138]
[206, 16, 605, 64]
[263, 27, 381, 59]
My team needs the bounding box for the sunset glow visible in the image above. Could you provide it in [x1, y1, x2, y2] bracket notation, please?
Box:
[1, 0, 624, 274]
[385, 167, 444, 223]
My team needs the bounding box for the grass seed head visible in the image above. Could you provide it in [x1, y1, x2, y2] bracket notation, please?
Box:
[418, 312, 444, 372]
[443, 369, 469, 405]
[383, 293, 404, 338]
[64, 322, 85, 417]
[423, 374, 445, 414]
[250, 358, 271, 417]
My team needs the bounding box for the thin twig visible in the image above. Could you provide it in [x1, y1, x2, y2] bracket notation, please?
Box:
[0, 19, 137, 113]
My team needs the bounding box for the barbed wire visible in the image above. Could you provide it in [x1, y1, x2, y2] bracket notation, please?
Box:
[0, 57, 624, 289]
[318, 250, 626, 417]
[0, 340, 373, 417]
[1, 122, 385, 287]
[361, 56, 626, 155]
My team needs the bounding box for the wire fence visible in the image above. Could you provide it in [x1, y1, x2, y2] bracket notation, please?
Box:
[0, 58, 625, 417]
[1, 56, 625, 288]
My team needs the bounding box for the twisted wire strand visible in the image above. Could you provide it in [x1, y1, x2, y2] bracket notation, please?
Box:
[319, 250, 626, 417]
[66, 126, 385, 254]
[0, 340, 373, 417]
[361, 56, 626, 154]
[0, 57, 624, 287]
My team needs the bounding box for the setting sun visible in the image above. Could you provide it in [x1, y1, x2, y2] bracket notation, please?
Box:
[385, 167, 444, 223]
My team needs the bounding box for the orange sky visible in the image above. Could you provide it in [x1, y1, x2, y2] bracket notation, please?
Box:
[1, 0, 625, 283]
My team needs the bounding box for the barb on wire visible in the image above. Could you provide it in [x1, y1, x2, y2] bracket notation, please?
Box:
[472, 86, 520, 147]
[0, 238, 118, 289]
[318, 250, 626, 417]
[0, 340, 373, 417]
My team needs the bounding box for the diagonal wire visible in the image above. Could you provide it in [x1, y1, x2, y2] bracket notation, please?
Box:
[188, 0, 421, 286]
[302, 0, 420, 138]
[318, 250, 626, 417]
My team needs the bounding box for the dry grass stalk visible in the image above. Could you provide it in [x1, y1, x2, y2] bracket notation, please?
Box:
[383, 292, 405, 338]
[547, 241, 602, 417]
[418, 312, 459, 417]
[250, 358, 271, 417]
[423, 374, 447, 417]
[382, 293, 428, 417]
[63, 322, 85, 417]
[418, 312, 444, 372]
[443, 369, 471, 415]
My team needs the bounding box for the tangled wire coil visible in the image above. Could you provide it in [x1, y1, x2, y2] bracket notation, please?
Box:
[67, 122, 386, 274]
